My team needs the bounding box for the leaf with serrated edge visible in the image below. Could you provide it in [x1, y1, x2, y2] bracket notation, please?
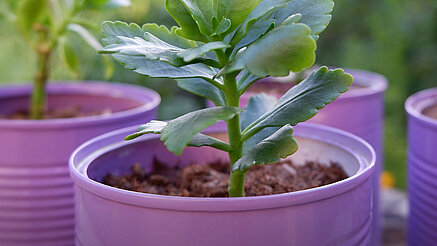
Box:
[243, 67, 353, 137]
[177, 78, 226, 106]
[178, 41, 230, 62]
[232, 125, 298, 172]
[273, 0, 333, 40]
[161, 107, 243, 155]
[142, 24, 197, 49]
[102, 21, 144, 45]
[240, 93, 278, 154]
[224, 20, 316, 77]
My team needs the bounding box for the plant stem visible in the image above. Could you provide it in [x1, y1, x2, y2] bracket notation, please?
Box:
[223, 73, 245, 197]
[30, 24, 52, 120]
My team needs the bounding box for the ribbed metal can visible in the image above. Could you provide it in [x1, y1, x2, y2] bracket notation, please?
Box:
[0, 82, 160, 246]
[405, 88, 437, 246]
[69, 123, 375, 246]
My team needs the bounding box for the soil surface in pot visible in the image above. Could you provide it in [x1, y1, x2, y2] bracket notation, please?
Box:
[103, 159, 348, 197]
[422, 104, 437, 120]
[0, 106, 112, 120]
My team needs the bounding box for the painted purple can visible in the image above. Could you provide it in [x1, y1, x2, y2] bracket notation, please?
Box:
[405, 88, 437, 246]
[69, 123, 375, 246]
[0, 82, 160, 246]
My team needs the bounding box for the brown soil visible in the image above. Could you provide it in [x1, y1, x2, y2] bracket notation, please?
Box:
[0, 106, 111, 120]
[422, 104, 437, 120]
[103, 159, 348, 197]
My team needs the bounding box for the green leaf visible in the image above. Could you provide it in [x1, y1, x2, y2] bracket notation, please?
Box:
[59, 37, 80, 76]
[211, 18, 231, 37]
[232, 125, 298, 172]
[101, 21, 220, 80]
[127, 107, 243, 155]
[179, 0, 215, 35]
[165, 0, 208, 42]
[16, 0, 47, 32]
[102, 21, 144, 46]
[178, 41, 230, 62]
[240, 93, 278, 154]
[0, 1, 16, 22]
[273, 0, 334, 40]
[229, 0, 291, 46]
[126, 120, 232, 152]
[215, 0, 260, 33]
[188, 133, 232, 151]
[125, 120, 167, 140]
[162, 107, 242, 155]
[242, 67, 353, 138]
[229, 16, 276, 59]
[101, 34, 186, 67]
[224, 19, 316, 77]
[177, 78, 226, 106]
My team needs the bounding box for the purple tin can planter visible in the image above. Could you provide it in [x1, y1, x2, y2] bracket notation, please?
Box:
[69, 123, 375, 246]
[0, 82, 160, 246]
[405, 88, 437, 246]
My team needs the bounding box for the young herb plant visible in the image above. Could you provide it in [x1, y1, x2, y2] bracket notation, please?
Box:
[0, 0, 130, 119]
[100, 0, 353, 197]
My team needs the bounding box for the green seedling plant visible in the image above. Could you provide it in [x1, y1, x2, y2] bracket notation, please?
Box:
[0, 0, 130, 119]
[100, 0, 353, 197]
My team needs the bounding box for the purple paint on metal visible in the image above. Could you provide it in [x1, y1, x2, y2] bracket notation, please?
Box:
[69, 123, 375, 246]
[0, 82, 160, 246]
[405, 88, 437, 246]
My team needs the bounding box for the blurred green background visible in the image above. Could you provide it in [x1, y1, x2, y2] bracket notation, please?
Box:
[1, 0, 437, 189]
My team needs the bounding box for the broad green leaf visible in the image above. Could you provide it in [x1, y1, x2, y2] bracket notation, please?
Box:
[232, 125, 298, 172]
[68, 24, 102, 50]
[237, 69, 262, 94]
[59, 38, 79, 76]
[273, 0, 334, 40]
[215, 0, 260, 33]
[111, 53, 218, 80]
[180, 0, 215, 35]
[128, 107, 243, 155]
[162, 107, 242, 154]
[177, 78, 226, 106]
[178, 41, 230, 62]
[101, 35, 186, 67]
[224, 20, 316, 77]
[16, 0, 47, 32]
[126, 121, 232, 152]
[243, 67, 353, 137]
[165, 0, 208, 42]
[240, 93, 278, 154]
[229, 0, 291, 46]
